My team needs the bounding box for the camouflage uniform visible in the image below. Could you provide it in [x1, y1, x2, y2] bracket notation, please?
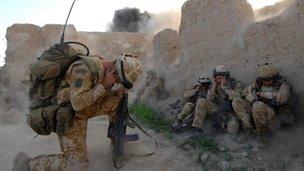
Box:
[29, 58, 122, 170]
[142, 77, 165, 102]
[192, 78, 242, 129]
[135, 70, 156, 103]
[233, 78, 292, 134]
[177, 85, 208, 121]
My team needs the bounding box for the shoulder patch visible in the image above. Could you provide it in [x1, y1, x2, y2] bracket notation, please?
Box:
[74, 79, 83, 88]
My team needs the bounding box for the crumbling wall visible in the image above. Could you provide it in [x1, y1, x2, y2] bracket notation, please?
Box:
[153, 28, 181, 68]
[5, 24, 78, 89]
[152, 0, 304, 119]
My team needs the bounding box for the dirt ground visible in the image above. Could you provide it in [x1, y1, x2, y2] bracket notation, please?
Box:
[0, 99, 304, 171]
[0, 116, 200, 171]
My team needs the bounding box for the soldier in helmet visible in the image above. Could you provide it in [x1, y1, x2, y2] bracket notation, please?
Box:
[192, 65, 243, 133]
[171, 77, 211, 132]
[141, 75, 165, 102]
[13, 54, 143, 171]
[232, 63, 293, 134]
[135, 70, 157, 103]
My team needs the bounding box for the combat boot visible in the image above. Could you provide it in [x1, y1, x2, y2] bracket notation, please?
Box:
[190, 126, 203, 134]
[171, 119, 182, 132]
[12, 152, 31, 171]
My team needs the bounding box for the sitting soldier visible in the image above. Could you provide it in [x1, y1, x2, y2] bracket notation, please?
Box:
[191, 65, 243, 133]
[171, 77, 211, 132]
[233, 63, 294, 134]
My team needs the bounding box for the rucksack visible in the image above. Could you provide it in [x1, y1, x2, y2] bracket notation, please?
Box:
[26, 42, 94, 136]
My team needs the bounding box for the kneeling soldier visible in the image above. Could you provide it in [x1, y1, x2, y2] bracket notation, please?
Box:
[13, 54, 143, 171]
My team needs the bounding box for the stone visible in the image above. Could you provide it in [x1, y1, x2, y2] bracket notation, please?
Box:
[183, 144, 192, 151]
[218, 146, 226, 152]
[200, 153, 209, 163]
[218, 161, 230, 171]
[241, 152, 249, 158]
[252, 146, 260, 152]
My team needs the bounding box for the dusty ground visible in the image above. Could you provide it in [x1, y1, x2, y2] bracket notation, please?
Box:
[0, 116, 200, 171]
[211, 125, 304, 170]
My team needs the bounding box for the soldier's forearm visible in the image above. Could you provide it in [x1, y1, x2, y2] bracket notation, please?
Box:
[258, 92, 274, 100]
[70, 84, 106, 111]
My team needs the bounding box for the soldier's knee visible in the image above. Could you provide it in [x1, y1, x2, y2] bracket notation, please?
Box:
[252, 101, 267, 111]
[232, 97, 245, 109]
[185, 102, 195, 108]
[196, 98, 209, 108]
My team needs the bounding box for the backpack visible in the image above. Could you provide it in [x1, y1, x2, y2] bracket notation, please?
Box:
[26, 42, 93, 136]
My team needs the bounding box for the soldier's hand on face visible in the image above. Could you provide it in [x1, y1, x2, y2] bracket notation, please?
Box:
[213, 78, 219, 87]
[220, 77, 228, 88]
[101, 68, 117, 89]
[252, 80, 259, 89]
[116, 87, 128, 97]
[257, 92, 273, 100]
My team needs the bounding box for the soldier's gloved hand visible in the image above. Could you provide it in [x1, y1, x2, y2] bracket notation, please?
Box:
[246, 93, 258, 103]
[211, 78, 219, 92]
[116, 87, 128, 97]
[257, 92, 273, 100]
[101, 68, 117, 89]
[220, 77, 228, 88]
[252, 80, 259, 89]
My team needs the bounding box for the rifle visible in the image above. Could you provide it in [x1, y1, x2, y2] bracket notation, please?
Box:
[212, 100, 233, 130]
[111, 93, 139, 168]
[111, 93, 158, 168]
[171, 112, 195, 133]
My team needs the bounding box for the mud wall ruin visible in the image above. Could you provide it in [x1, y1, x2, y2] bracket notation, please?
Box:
[151, 0, 304, 119]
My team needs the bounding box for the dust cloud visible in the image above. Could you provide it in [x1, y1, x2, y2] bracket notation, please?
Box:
[108, 7, 181, 34]
[254, 0, 295, 21]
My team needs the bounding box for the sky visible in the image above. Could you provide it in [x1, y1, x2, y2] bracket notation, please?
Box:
[0, 0, 283, 66]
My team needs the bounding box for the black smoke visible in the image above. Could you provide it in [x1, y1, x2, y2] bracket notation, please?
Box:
[109, 7, 151, 32]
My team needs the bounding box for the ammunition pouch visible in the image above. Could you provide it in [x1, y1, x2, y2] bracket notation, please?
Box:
[27, 101, 75, 136]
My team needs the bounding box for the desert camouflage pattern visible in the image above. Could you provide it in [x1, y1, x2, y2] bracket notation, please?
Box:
[233, 79, 292, 133]
[29, 60, 122, 171]
[177, 85, 208, 121]
[177, 102, 195, 120]
[141, 77, 165, 102]
[135, 71, 156, 103]
[192, 78, 242, 129]
[192, 98, 217, 129]
[232, 97, 254, 130]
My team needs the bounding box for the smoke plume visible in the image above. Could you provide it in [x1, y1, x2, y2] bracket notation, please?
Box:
[108, 8, 181, 33]
[109, 7, 151, 32]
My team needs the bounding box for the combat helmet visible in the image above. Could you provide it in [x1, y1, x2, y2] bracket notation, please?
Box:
[197, 77, 211, 86]
[213, 65, 230, 78]
[115, 54, 143, 89]
[257, 63, 279, 79]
